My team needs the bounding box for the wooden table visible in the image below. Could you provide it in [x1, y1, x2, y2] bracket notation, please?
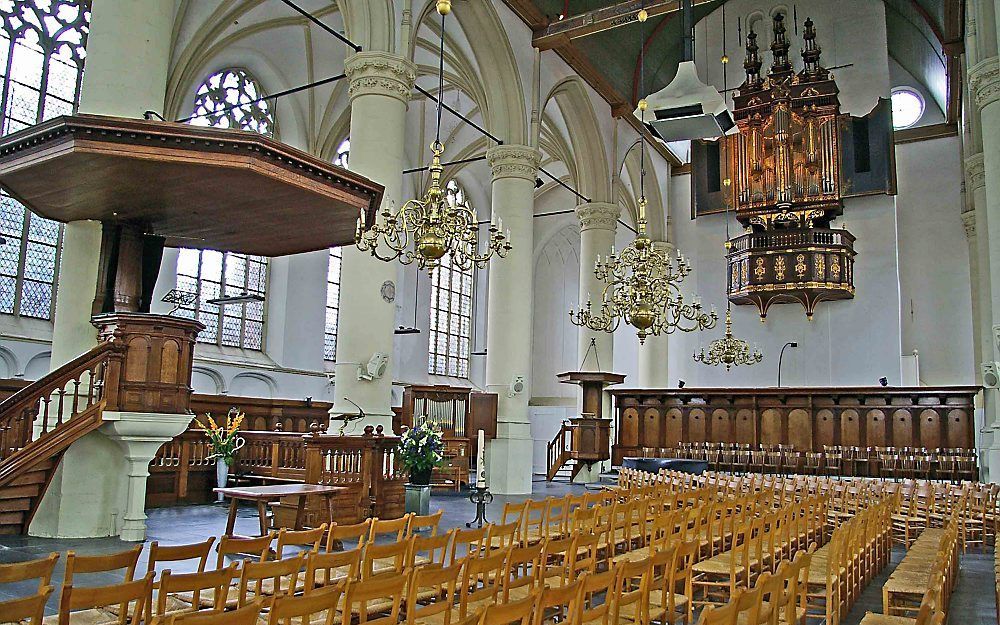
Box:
[213, 483, 346, 536]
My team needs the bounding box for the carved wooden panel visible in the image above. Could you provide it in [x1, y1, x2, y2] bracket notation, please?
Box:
[642, 408, 662, 448]
[761, 408, 782, 445]
[841, 409, 860, 446]
[664, 408, 683, 447]
[788, 409, 812, 451]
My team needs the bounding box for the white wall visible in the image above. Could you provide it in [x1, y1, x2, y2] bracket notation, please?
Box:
[895, 135, 975, 385]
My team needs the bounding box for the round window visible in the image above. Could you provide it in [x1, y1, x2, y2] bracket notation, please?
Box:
[890, 87, 925, 130]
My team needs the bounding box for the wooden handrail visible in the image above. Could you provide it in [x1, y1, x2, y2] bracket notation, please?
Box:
[546, 423, 574, 480]
[0, 341, 122, 463]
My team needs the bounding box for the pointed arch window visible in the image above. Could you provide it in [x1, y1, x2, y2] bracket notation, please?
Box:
[428, 180, 474, 378]
[324, 138, 349, 361]
[179, 68, 273, 349]
[0, 0, 90, 320]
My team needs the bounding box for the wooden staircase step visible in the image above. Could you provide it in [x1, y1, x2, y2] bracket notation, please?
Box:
[0, 484, 41, 500]
[0, 510, 26, 527]
[0, 497, 32, 512]
[10, 468, 53, 487]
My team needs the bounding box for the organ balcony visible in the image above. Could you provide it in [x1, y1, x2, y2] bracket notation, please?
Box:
[726, 226, 856, 320]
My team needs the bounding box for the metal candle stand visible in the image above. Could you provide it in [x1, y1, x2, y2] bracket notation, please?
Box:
[465, 485, 493, 528]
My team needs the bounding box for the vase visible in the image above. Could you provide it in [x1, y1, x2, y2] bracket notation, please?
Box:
[216, 459, 229, 502]
[409, 466, 433, 486]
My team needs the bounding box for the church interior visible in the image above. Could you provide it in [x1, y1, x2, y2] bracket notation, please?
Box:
[0, 0, 993, 623]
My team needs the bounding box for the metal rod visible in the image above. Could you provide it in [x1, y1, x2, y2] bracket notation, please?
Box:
[403, 155, 488, 174]
[176, 74, 348, 123]
[413, 84, 504, 145]
[538, 167, 591, 202]
[279, 0, 362, 51]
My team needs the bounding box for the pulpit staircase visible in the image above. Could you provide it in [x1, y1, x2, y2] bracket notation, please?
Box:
[0, 342, 122, 534]
[546, 423, 585, 482]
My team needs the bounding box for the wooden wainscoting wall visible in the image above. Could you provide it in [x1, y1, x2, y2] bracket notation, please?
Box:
[610, 387, 980, 468]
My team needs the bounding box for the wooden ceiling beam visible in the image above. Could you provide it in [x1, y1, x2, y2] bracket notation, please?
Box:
[533, 0, 717, 50]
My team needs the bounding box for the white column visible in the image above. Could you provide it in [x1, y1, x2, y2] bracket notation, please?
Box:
[484, 144, 540, 495]
[332, 52, 415, 431]
[637, 241, 673, 387]
[30, 0, 176, 539]
[575, 203, 620, 373]
[969, 56, 1000, 481]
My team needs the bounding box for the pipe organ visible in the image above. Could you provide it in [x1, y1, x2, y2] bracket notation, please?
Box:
[725, 14, 856, 320]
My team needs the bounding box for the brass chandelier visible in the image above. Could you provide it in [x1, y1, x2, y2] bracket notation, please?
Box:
[569, 196, 716, 344]
[355, 0, 509, 272]
[694, 308, 763, 371]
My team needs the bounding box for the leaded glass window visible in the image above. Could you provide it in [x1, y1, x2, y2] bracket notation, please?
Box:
[323, 138, 349, 361]
[0, 0, 90, 319]
[428, 181, 474, 378]
[176, 249, 267, 350]
[190, 68, 274, 136]
[180, 68, 272, 349]
[324, 248, 341, 361]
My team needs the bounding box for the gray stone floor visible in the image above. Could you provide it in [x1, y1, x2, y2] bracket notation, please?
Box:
[0, 479, 994, 624]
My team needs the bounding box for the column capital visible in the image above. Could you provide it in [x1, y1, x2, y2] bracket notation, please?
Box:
[966, 152, 986, 192]
[344, 51, 416, 104]
[970, 56, 1000, 110]
[963, 209, 977, 240]
[486, 144, 540, 182]
[575, 202, 620, 232]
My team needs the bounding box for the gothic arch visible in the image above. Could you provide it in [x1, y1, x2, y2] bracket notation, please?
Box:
[543, 77, 612, 204]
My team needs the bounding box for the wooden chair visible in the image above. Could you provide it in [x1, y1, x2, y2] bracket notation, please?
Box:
[344, 571, 406, 625]
[522, 499, 549, 545]
[0, 552, 59, 590]
[155, 563, 239, 619]
[694, 589, 743, 625]
[166, 599, 267, 625]
[543, 496, 570, 540]
[64, 546, 143, 585]
[362, 537, 412, 578]
[532, 577, 581, 625]
[147, 538, 215, 577]
[408, 530, 453, 568]
[56, 572, 153, 625]
[0, 585, 53, 625]
[216, 533, 275, 568]
[449, 527, 488, 564]
[487, 521, 521, 551]
[369, 514, 413, 542]
[275, 524, 327, 558]
[578, 568, 616, 625]
[610, 557, 652, 625]
[237, 553, 307, 605]
[538, 537, 574, 588]
[409, 510, 444, 536]
[501, 544, 543, 601]
[304, 549, 361, 591]
[477, 591, 539, 625]
[404, 563, 462, 625]
[268, 583, 344, 625]
[325, 519, 371, 552]
[458, 549, 508, 620]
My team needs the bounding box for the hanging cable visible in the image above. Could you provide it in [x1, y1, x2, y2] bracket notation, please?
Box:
[434, 11, 446, 146]
[279, 0, 362, 51]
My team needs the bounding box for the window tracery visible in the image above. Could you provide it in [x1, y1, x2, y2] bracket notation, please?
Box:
[0, 0, 89, 320]
[190, 68, 274, 136]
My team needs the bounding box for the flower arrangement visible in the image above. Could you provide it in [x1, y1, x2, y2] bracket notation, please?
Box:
[194, 407, 247, 466]
[399, 419, 444, 485]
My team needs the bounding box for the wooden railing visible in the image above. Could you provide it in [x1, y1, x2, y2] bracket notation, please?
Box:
[149, 422, 405, 525]
[546, 423, 573, 481]
[0, 341, 121, 464]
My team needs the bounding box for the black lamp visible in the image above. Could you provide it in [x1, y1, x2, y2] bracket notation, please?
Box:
[879, 376, 888, 387]
[777, 342, 798, 387]
[678, 379, 686, 388]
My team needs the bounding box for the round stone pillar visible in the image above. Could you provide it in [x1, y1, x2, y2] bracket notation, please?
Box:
[332, 52, 416, 431]
[484, 144, 540, 495]
[637, 241, 673, 388]
[969, 56, 1000, 480]
[575, 203, 620, 372]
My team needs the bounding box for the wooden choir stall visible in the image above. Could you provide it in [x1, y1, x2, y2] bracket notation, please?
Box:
[610, 386, 981, 480]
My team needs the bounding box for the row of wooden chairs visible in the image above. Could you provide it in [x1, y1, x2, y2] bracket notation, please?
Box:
[695, 549, 813, 625]
[880, 521, 959, 620]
